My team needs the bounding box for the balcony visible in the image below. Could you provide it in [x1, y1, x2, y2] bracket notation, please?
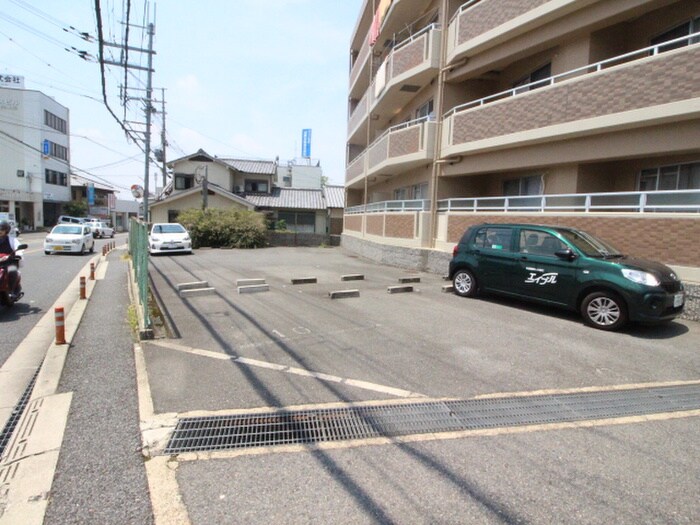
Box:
[368, 117, 436, 176]
[371, 24, 441, 129]
[346, 117, 437, 187]
[347, 24, 442, 144]
[349, 33, 371, 97]
[346, 150, 367, 188]
[347, 89, 370, 144]
[442, 38, 700, 161]
[446, 0, 584, 64]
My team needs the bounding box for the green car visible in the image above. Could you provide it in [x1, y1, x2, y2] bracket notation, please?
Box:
[448, 223, 685, 331]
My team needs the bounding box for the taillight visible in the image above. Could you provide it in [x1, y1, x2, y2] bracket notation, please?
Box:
[452, 245, 459, 257]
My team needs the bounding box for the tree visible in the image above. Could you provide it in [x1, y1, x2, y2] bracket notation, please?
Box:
[63, 200, 88, 217]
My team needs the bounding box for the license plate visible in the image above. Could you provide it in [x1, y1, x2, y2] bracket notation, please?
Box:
[673, 292, 684, 308]
[54, 246, 63, 251]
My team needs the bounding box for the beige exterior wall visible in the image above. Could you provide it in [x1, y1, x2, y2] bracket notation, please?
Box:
[149, 192, 249, 224]
[173, 160, 232, 192]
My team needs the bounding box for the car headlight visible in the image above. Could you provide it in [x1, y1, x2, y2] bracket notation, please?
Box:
[622, 269, 660, 287]
[151, 236, 160, 242]
[184, 236, 190, 241]
[72, 239, 81, 245]
[46, 237, 53, 243]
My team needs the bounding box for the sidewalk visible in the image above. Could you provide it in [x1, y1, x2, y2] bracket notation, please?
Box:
[0, 247, 154, 524]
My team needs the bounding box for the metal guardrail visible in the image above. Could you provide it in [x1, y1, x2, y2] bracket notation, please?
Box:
[445, 30, 700, 117]
[128, 218, 150, 329]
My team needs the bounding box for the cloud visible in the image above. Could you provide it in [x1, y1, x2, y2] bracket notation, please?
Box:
[171, 74, 212, 111]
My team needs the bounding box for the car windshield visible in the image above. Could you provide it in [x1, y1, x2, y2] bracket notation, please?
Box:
[153, 224, 185, 234]
[558, 229, 623, 258]
[53, 225, 82, 235]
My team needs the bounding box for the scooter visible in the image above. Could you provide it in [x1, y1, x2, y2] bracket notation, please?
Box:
[0, 243, 27, 307]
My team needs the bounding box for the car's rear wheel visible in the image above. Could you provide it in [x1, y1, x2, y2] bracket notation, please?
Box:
[581, 291, 627, 331]
[453, 269, 477, 297]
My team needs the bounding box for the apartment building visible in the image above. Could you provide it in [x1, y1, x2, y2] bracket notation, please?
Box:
[344, 0, 700, 278]
[0, 76, 71, 228]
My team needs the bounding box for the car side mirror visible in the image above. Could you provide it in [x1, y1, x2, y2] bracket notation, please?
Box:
[555, 248, 576, 261]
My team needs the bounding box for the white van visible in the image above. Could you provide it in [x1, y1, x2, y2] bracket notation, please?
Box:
[57, 215, 86, 225]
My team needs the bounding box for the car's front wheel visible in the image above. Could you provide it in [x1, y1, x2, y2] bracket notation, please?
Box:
[581, 291, 627, 331]
[80, 243, 86, 255]
[453, 269, 477, 297]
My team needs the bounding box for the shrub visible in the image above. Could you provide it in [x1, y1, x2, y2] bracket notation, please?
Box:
[177, 208, 267, 249]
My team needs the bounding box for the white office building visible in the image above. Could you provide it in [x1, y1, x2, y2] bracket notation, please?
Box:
[0, 75, 71, 229]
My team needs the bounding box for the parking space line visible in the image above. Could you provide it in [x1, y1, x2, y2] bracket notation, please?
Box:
[473, 379, 700, 399]
[147, 340, 425, 398]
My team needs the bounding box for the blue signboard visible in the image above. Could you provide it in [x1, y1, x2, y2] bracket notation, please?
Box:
[43, 139, 49, 155]
[301, 129, 311, 158]
[87, 183, 95, 206]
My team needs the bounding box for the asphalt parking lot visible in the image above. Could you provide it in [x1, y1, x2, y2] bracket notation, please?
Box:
[138, 246, 700, 524]
[147, 246, 699, 412]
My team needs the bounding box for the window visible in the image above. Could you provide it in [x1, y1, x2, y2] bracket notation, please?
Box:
[412, 183, 429, 199]
[639, 162, 700, 191]
[44, 110, 67, 134]
[651, 17, 700, 53]
[519, 230, 565, 256]
[513, 63, 551, 93]
[45, 169, 68, 186]
[415, 99, 434, 120]
[277, 211, 316, 233]
[46, 140, 68, 160]
[393, 187, 407, 200]
[474, 227, 512, 251]
[174, 174, 194, 190]
[503, 175, 543, 196]
[245, 180, 268, 192]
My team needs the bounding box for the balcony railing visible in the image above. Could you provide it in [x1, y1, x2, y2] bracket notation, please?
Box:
[445, 31, 700, 119]
[345, 190, 700, 214]
[437, 190, 700, 213]
[346, 199, 431, 214]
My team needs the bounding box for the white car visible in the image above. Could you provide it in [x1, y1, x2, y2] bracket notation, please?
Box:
[83, 218, 103, 237]
[44, 224, 95, 255]
[95, 221, 115, 238]
[148, 223, 192, 255]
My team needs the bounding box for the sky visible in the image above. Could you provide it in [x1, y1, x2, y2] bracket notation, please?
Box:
[0, 0, 363, 199]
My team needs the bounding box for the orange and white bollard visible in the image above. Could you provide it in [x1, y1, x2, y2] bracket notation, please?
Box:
[102, 245, 107, 256]
[90, 262, 95, 280]
[55, 307, 66, 345]
[80, 276, 86, 300]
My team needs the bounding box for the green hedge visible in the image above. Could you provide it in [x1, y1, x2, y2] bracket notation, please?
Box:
[177, 208, 267, 249]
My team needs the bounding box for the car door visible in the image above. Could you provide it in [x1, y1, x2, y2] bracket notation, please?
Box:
[513, 228, 579, 305]
[471, 226, 518, 293]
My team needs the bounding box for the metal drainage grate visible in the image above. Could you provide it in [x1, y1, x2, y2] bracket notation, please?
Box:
[163, 384, 700, 455]
[0, 365, 41, 459]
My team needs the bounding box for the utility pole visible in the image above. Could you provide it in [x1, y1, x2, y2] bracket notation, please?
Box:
[143, 22, 155, 223]
[160, 87, 167, 189]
